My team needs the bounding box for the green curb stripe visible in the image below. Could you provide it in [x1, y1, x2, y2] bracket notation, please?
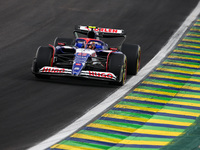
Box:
[139, 125, 185, 132]
[172, 97, 200, 104]
[170, 52, 200, 59]
[157, 65, 197, 73]
[151, 71, 193, 78]
[184, 36, 200, 41]
[182, 39, 200, 44]
[78, 130, 126, 140]
[141, 80, 200, 92]
[164, 59, 200, 66]
[144, 78, 184, 86]
[107, 110, 152, 119]
[187, 32, 200, 37]
[49, 18, 200, 150]
[179, 90, 200, 96]
[119, 100, 164, 109]
[194, 23, 200, 27]
[93, 120, 141, 129]
[176, 47, 200, 53]
[163, 106, 200, 113]
[173, 49, 200, 56]
[168, 54, 200, 62]
[151, 115, 194, 123]
[124, 136, 173, 142]
[129, 93, 172, 101]
[190, 28, 200, 32]
[178, 44, 200, 49]
[179, 43, 200, 48]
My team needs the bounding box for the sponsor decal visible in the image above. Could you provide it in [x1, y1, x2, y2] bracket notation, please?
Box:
[77, 52, 88, 56]
[109, 48, 118, 51]
[57, 42, 65, 46]
[74, 67, 80, 70]
[39, 67, 115, 80]
[41, 67, 65, 73]
[75, 63, 81, 66]
[89, 71, 114, 79]
[80, 26, 122, 34]
[99, 28, 118, 33]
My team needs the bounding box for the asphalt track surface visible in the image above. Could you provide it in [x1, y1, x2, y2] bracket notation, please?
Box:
[0, 0, 199, 150]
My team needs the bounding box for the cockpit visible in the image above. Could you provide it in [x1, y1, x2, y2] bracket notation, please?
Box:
[75, 38, 105, 50]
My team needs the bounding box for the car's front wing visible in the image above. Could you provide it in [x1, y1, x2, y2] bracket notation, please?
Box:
[38, 66, 117, 81]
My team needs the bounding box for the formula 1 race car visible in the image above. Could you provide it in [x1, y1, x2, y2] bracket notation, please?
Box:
[31, 25, 141, 85]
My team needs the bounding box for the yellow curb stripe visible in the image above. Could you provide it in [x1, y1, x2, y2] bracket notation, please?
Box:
[182, 86, 200, 91]
[182, 39, 200, 43]
[142, 80, 200, 92]
[118, 140, 169, 146]
[190, 28, 200, 32]
[115, 104, 159, 112]
[142, 81, 182, 89]
[194, 71, 200, 75]
[176, 93, 200, 99]
[134, 129, 182, 136]
[178, 44, 200, 49]
[134, 88, 177, 97]
[125, 96, 168, 104]
[169, 100, 200, 107]
[173, 49, 200, 55]
[71, 133, 169, 146]
[194, 24, 200, 26]
[159, 109, 200, 117]
[51, 144, 99, 150]
[186, 33, 200, 37]
[149, 74, 189, 81]
[87, 123, 137, 133]
[156, 67, 196, 74]
[148, 118, 192, 126]
[102, 113, 148, 122]
[168, 55, 200, 61]
[71, 133, 121, 143]
[188, 78, 200, 83]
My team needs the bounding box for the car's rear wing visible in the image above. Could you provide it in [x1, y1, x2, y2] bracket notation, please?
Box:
[74, 25, 126, 38]
[74, 25, 126, 49]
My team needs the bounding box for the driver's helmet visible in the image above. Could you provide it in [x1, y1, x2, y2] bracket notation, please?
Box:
[87, 42, 96, 49]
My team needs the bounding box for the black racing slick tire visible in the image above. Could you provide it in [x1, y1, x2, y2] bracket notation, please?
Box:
[32, 46, 53, 79]
[121, 44, 141, 75]
[54, 37, 74, 47]
[108, 53, 127, 86]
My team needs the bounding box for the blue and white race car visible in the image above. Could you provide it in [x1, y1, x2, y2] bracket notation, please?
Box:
[31, 25, 141, 85]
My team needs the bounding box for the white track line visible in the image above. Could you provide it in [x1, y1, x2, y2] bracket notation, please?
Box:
[28, 2, 200, 150]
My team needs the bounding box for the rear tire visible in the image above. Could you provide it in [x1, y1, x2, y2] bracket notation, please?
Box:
[108, 53, 127, 86]
[54, 37, 73, 47]
[32, 47, 53, 79]
[121, 44, 141, 75]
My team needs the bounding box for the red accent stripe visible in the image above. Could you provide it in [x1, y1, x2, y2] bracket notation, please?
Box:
[106, 51, 114, 72]
[58, 43, 65, 46]
[49, 44, 55, 67]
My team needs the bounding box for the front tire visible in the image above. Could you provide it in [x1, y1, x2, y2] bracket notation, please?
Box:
[32, 46, 53, 79]
[121, 44, 141, 75]
[108, 53, 127, 86]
